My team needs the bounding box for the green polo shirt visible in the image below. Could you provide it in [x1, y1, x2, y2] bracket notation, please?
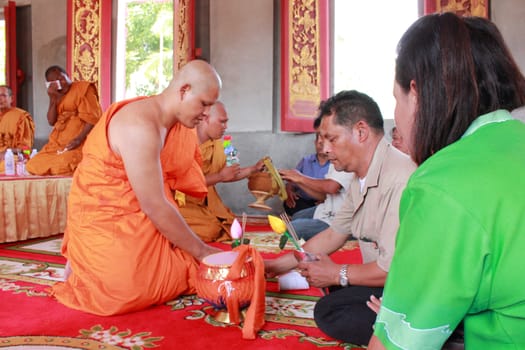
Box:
[374, 110, 525, 349]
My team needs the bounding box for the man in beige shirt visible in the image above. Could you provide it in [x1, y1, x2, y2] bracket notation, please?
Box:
[265, 90, 417, 346]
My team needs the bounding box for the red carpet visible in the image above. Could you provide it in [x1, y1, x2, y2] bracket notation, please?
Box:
[0, 224, 364, 349]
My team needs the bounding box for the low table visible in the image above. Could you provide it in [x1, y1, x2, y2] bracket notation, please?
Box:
[0, 175, 72, 243]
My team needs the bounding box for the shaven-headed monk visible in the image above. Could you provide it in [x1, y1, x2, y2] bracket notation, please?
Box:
[0, 84, 35, 172]
[0, 85, 35, 152]
[177, 102, 264, 242]
[51, 59, 223, 316]
[26, 65, 102, 175]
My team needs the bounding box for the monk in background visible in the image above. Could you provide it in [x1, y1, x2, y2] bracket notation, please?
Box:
[51, 59, 223, 316]
[0, 85, 35, 171]
[26, 65, 102, 175]
[177, 101, 264, 242]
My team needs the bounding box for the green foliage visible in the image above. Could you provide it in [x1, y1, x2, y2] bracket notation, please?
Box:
[125, 1, 173, 97]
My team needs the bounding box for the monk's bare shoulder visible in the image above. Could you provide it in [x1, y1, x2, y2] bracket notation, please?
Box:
[108, 98, 164, 156]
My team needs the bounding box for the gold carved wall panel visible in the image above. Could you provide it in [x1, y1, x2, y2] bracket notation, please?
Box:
[68, 0, 111, 110]
[174, 0, 195, 72]
[425, 0, 490, 17]
[281, 0, 330, 132]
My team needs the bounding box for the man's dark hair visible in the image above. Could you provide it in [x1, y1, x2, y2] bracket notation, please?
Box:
[313, 113, 323, 129]
[318, 90, 384, 134]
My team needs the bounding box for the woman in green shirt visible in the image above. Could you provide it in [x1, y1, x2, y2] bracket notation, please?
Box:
[369, 13, 525, 350]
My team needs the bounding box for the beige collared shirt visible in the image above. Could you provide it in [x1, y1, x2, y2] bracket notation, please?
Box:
[331, 138, 417, 271]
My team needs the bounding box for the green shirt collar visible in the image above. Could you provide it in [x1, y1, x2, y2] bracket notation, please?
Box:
[462, 109, 513, 138]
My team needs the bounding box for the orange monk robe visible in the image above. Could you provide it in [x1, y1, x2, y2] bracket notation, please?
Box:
[178, 139, 235, 242]
[51, 97, 208, 316]
[26, 81, 102, 176]
[0, 107, 35, 151]
[0, 107, 35, 171]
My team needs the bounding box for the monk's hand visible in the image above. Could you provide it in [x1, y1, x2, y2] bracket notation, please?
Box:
[254, 158, 266, 172]
[263, 259, 277, 279]
[297, 254, 337, 288]
[264, 258, 276, 275]
[65, 138, 82, 151]
[198, 245, 223, 262]
[264, 257, 290, 278]
[220, 164, 241, 182]
[47, 81, 65, 99]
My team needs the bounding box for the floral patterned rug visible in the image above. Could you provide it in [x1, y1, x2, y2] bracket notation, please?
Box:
[0, 229, 363, 350]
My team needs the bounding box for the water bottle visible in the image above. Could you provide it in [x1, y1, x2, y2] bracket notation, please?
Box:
[16, 152, 26, 176]
[4, 148, 15, 175]
[223, 135, 239, 166]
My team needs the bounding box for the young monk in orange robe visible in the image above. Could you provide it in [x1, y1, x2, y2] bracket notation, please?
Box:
[177, 102, 264, 242]
[26, 66, 102, 175]
[51, 60, 223, 316]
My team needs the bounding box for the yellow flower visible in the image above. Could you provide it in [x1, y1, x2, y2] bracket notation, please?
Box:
[268, 215, 287, 234]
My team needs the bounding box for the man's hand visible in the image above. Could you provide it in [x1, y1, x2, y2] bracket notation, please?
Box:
[366, 295, 382, 314]
[279, 169, 304, 183]
[297, 254, 339, 288]
[285, 183, 298, 207]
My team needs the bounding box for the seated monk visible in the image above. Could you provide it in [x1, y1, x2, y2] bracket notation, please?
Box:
[0, 84, 35, 171]
[50, 60, 223, 316]
[26, 65, 102, 175]
[177, 101, 264, 242]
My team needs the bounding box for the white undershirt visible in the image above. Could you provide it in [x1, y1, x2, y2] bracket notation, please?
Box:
[359, 177, 366, 193]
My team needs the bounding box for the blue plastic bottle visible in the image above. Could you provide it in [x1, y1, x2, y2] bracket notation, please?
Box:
[223, 135, 239, 166]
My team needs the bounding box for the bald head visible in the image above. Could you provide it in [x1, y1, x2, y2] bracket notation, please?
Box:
[161, 60, 222, 129]
[209, 101, 226, 117]
[197, 101, 229, 143]
[171, 59, 222, 94]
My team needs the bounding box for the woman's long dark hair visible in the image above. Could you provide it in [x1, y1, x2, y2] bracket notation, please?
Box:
[396, 13, 525, 165]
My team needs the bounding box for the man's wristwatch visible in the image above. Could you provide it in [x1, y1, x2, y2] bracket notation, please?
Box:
[339, 264, 349, 287]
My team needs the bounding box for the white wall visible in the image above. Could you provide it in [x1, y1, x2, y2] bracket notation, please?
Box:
[31, 0, 67, 147]
[210, 0, 274, 132]
[491, 0, 525, 74]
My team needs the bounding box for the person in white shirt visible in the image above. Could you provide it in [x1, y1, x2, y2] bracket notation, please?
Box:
[280, 114, 353, 240]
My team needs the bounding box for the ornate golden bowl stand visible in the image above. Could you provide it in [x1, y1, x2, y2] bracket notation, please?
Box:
[247, 156, 287, 211]
[195, 251, 254, 324]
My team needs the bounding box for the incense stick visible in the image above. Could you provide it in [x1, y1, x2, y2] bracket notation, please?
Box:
[279, 213, 304, 253]
[241, 212, 247, 244]
[242, 212, 247, 232]
[279, 213, 300, 243]
[279, 213, 326, 296]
